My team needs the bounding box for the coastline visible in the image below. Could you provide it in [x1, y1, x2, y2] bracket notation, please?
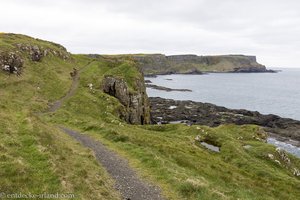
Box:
[144, 69, 278, 77]
[148, 97, 300, 148]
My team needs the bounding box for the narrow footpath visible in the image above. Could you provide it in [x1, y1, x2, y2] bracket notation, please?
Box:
[60, 127, 163, 200]
[46, 61, 164, 200]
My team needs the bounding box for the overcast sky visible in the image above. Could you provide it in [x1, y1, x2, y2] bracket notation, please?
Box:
[1, 0, 300, 68]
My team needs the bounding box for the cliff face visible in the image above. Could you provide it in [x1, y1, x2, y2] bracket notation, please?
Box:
[102, 75, 151, 125]
[133, 54, 268, 75]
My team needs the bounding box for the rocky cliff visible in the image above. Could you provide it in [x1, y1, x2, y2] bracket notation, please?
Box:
[102, 75, 151, 125]
[133, 54, 270, 75]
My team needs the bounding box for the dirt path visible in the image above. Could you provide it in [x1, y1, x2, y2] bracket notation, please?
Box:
[60, 127, 164, 200]
[46, 61, 164, 199]
[47, 61, 93, 112]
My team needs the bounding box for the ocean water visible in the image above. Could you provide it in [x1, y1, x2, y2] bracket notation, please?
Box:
[146, 68, 300, 120]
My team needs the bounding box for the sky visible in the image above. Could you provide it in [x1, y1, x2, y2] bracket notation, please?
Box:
[1, 0, 300, 68]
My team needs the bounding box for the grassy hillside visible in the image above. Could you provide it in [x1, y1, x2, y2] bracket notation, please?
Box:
[0, 33, 120, 199]
[1, 33, 300, 200]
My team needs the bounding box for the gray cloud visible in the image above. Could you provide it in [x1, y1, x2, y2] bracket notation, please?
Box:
[0, 0, 300, 67]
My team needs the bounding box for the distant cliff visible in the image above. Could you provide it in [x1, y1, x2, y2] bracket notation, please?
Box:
[133, 54, 272, 75]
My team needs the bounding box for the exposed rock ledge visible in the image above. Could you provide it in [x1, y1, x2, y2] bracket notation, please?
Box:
[103, 76, 151, 125]
[149, 97, 300, 145]
[146, 84, 192, 92]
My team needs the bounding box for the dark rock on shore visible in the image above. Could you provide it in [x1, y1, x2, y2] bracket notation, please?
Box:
[144, 74, 157, 78]
[149, 97, 300, 142]
[146, 84, 192, 92]
[232, 68, 278, 73]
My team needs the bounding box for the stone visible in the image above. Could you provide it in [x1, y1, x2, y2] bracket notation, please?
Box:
[275, 160, 281, 165]
[88, 83, 93, 90]
[293, 168, 300, 176]
[102, 75, 150, 125]
[243, 145, 252, 149]
[2, 65, 10, 71]
[30, 45, 43, 61]
[276, 148, 291, 165]
[268, 154, 274, 159]
[0, 52, 23, 74]
[146, 84, 192, 92]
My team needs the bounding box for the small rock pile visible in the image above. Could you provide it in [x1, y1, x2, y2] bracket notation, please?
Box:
[0, 52, 23, 75]
[267, 147, 300, 177]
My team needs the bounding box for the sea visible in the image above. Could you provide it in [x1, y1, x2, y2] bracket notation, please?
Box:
[146, 68, 300, 120]
[146, 68, 300, 158]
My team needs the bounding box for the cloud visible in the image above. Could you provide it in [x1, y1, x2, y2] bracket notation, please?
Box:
[0, 0, 300, 67]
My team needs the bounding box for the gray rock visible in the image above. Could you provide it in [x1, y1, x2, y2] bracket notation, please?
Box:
[149, 97, 300, 143]
[103, 76, 150, 125]
[30, 45, 43, 61]
[146, 84, 192, 92]
[0, 52, 23, 74]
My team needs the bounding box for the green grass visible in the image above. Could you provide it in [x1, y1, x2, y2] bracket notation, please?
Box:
[0, 34, 120, 199]
[46, 57, 300, 200]
[1, 33, 300, 200]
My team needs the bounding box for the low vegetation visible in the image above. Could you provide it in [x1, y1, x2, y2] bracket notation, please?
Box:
[1, 33, 299, 199]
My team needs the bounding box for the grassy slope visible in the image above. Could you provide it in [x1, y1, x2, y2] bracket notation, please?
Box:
[1, 33, 300, 200]
[47, 55, 300, 199]
[0, 34, 120, 200]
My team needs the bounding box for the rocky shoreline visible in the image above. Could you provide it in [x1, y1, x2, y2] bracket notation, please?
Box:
[149, 97, 300, 146]
[146, 84, 192, 92]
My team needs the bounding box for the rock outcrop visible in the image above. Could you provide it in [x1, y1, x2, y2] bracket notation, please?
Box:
[0, 52, 24, 74]
[16, 43, 70, 61]
[133, 54, 273, 75]
[103, 76, 151, 125]
[149, 97, 300, 143]
[0, 33, 71, 75]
